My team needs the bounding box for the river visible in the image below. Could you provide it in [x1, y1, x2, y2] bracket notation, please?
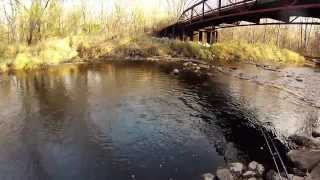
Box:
[0, 61, 318, 180]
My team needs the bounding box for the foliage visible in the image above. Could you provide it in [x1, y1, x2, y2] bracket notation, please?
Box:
[0, 35, 305, 73]
[0, 38, 78, 72]
[211, 41, 305, 65]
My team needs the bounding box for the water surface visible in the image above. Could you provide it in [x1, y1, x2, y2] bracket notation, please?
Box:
[0, 61, 318, 180]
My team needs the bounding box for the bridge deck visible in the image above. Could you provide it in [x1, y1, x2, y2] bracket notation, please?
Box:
[159, 0, 320, 38]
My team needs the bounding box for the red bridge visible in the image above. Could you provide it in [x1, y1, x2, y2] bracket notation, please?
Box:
[158, 0, 320, 44]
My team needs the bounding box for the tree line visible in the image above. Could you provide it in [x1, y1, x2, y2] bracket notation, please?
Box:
[0, 0, 319, 56]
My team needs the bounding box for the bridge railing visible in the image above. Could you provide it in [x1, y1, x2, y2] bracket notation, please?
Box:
[178, 0, 257, 23]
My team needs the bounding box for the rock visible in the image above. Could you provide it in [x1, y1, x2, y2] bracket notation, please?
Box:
[312, 130, 320, 138]
[287, 150, 320, 171]
[243, 171, 256, 178]
[183, 62, 190, 67]
[172, 69, 180, 75]
[288, 135, 320, 149]
[248, 161, 258, 171]
[248, 178, 258, 180]
[287, 174, 305, 180]
[229, 162, 244, 175]
[296, 78, 303, 82]
[291, 167, 307, 177]
[206, 73, 214, 77]
[256, 164, 265, 176]
[202, 173, 215, 180]
[224, 143, 241, 163]
[216, 168, 234, 180]
[310, 163, 320, 180]
[266, 170, 287, 180]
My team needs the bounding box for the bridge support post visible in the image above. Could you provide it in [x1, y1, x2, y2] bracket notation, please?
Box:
[212, 30, 218, 43]
[187, 31, 194, 41]
[206, 31, 212, 44]
[199, 31, 203, 43]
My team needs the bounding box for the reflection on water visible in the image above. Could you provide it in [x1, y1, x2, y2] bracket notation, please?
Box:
[0, 61, 318, 180]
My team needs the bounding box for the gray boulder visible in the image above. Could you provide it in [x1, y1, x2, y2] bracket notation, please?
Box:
[216, 168, 234, 180]
[202, 173, 215, 180]
[229, 162, 244, 175]
[287, 150, 320, 171]
[256, 163, 265, 176]
[248, 161, 258, 171]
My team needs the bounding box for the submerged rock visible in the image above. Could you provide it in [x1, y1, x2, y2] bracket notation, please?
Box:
[243, 170, 256, 178]
[202, 173, 215, 180]
[248, 178, 258, 180]
[288, 135, 320, 149]
[216, 168, 234, 180]
[296, 78, 303, 82]
[266, 170, 287, 180]
[224, 143, 241, 163]
[172, 69, 180, 75]
[312, 130, 320, 138]
[287, 174, 305, 180]
[287, 150, 320, 171]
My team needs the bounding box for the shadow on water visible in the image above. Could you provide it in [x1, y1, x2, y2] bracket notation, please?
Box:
[0, 61, 318, 180]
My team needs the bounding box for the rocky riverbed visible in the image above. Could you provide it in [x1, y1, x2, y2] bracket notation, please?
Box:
[162, 59, 320, 180]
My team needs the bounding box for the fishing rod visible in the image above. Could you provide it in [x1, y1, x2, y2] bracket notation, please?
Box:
[258, 122, 291, 180]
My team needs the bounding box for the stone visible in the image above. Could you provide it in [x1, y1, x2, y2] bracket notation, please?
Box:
[172, 69, 179, 75]
[202, 173, 215, 180]
[287, 150, 320, 171]
[248, 161, 258, 171]
[199, 64, 210, 69]
[310, 163, 320, 180]
[224, 143, 241, 163]
[183, 62, 190, 67]
[288, 135, 320, 149]
[243, 171, 256, 178]
[312, 130, 320, 138]
[248, 178, 258, 180]
[256, 164, 265, 176]
[287, 174, 305, 180]
[206, 73, 214, 77]
[266, 170, 287, 180]
[216, 168, 234, 180]
[229, 162, 244, 175]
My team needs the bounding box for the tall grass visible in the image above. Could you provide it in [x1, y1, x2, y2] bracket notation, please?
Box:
[0, 35, 305, 73]
[211, 41, 305, 65]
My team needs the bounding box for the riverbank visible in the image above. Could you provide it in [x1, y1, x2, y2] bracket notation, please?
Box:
[160, 59, 320, 180]
[0, 35, 305, 73]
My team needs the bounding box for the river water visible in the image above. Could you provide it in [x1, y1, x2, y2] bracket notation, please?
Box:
[0, 61, 318, 180]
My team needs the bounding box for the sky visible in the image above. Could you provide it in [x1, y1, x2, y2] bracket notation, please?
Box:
[63, 0, 168, 15]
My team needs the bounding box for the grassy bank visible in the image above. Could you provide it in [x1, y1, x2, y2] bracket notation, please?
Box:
[0, 35, 305, 73]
